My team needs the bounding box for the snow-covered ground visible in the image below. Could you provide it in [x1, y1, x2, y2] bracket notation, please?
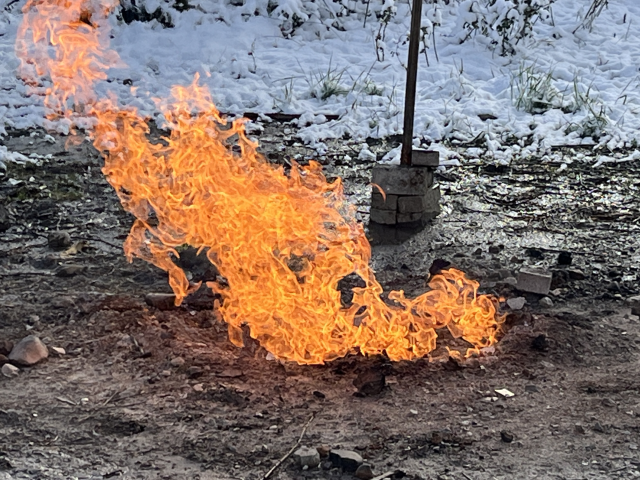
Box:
[1, 0, 640, 165]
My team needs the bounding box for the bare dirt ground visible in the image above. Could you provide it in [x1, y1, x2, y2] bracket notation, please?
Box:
[1, 124, 640, 480]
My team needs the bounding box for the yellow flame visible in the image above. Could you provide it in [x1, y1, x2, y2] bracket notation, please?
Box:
[17, 0, 505, 364]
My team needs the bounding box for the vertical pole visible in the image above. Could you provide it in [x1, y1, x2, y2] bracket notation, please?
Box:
[401, 0, 423, 166]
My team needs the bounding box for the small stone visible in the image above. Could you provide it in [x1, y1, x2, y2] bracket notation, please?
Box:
[602, 398, 615, 407]
[2, 363, 19, 378]
[170, 357, 185, 367]
[507, 297, 526, 310]
[8, 335, 48, 366]
[187, 366, 203, 378]
[503, 276, 517, 286]
[410, 409, 418, 415]
[500, 430, 514, 443]
[0, 340, 13, 356]
[539, 297, 553, 308]
[489, 245, 501, 254]
[292, 446, 320, 468]
[47, 231, 72, 250]
[592, 422, 606, 433]
[574, 424, 586, 434]
[54, 264, 86, 277]
[627, 295, 640, 316]
[557, 252, 572, 266]
[531, 334, 548, 351]
[161, 370, 171, 377]
[473, 248, 483, 256]
[329, 449, 363, 472]
[353, 369, 385, 396]
[516, 268, 552, 295]
[567, 268, 586, 280]
[144, 293, 177, 310]
[316, 445, 331, 458]
[192, 383, 204, 392]
[355, 463, 374, 480]
[51, 346, 66, 355]
[0, 354, 7, 366]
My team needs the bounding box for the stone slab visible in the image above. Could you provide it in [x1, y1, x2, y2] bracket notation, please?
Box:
[423, 187, 441, 214]
[369, 208, 396, 225]
[411, 149, 439, 167]
[371, 192, 398, 211]
[371, 165, 433, 195]
[397, 211, 424, 223]
[516, 268, 552, 295]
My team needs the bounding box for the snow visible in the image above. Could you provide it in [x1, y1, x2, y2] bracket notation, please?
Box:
[1, 0, 640, 166]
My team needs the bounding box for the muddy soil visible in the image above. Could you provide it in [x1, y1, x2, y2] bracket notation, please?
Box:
[1, 125, 640, 480]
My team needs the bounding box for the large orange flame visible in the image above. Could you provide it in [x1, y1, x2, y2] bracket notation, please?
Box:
[16, 0, 504, 364]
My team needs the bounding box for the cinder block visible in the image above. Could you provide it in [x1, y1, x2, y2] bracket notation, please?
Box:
[370, 208, 396, 225]
[371, 165, 433, 195]
[371, 193, 398, 211]
[412, 149, 439, 167]
[397, 211, 424, 224]
[397, 195, 425, 213]
[516, 268, 552, 295]
[423, 187, 441, 214]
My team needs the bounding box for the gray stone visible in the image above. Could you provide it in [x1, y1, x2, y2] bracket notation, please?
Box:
[397, 211, 424, 224]
[0, 340, 13, 356]
[329, 449, 363, 472]
[54, 264, 86, 277]
[8, 335, 48, 366]
[47, 231, 72, 250]
[355, 463, 374, 480]
[539, 297, 554, 308]
[144, 293, 177, 310]
[292, 446, 320, 468]
[371, 193, 398, 211]
[423, 187, 441, 213]
[627, 295, 640, 316]
[2, 363, 19, 378]
[170, 357, 185, 367]
[516, 268, 552, 295]
[411, 149, 439, 167]
[371, 165, 433, 195]
[507, 297, 526, 310]
[370, 208, 396, 225]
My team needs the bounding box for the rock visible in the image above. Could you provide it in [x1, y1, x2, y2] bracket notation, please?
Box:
[353, 369, 385, 396]
[144, 293, 177, 310]
[1, 363, 19, 378]
[488, 245, 501, 254]
[170, 357, 185, 367]
[502, 276, 517, 286]
[329, 449, 363, 472]
[8, 335, 48, 366]
[574, 424, 586, 435]
[0, 340, 13, 356]
[292, 446, 320, 468]
[47, 231, 72, 250]
[627, 295, 640, 316]
[507, 297, 526, 310]
[50, 346, 66, 355]
[316, 445, 331, 458]
[54, 264, 86, 277]
[531, 334, 548, 351]
[500, 430, 514, 443]
[539, 297, 554, 308]
[355, 463, 374, 480]
[187, 366, 203, 378]
[557, 251, 572, 266]
[0, 354, 7, 365]
[567, 268, 586, 280]
[516, 268, 552, 295]
[602, 398, 615, 407]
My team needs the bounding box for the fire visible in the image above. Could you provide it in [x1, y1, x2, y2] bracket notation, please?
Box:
[16, 0, 504, 364]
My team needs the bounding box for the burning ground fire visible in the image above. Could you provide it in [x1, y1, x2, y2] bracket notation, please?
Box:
[16, 0, 504, 364]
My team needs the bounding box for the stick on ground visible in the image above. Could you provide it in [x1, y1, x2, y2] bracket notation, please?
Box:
[262, 413, 315, 480]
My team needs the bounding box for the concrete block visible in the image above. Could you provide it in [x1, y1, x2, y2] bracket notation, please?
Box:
[411, 149, 439, 167]
[397, 195, 425, 213]
[516, 268, 552, 295]
[397, 211, 424, 223]
[424, 187, 441, 212]
[371, 165, 433, 195]
[371, 192, 398, 211]
[370, 208, 396, 225]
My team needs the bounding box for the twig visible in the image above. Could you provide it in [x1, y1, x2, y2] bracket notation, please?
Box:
[102, 389, 123, 407]
[55, 396, 77, 406]
[371, 471, 397, 480]
[461, 473, 473, 480]
[263, 413, 315, 480]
